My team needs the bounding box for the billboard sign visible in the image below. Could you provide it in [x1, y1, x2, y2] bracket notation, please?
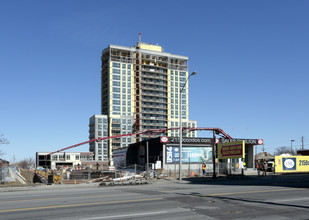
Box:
[275, 156, 309, 173]
[218, 141, 245, 159]
[166, 146, 212, 163]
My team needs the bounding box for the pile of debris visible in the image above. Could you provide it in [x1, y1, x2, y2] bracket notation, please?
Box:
[97, 173, 148, 186]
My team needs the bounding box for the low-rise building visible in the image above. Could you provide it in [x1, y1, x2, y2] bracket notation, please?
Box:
[36, 152, 107, 170]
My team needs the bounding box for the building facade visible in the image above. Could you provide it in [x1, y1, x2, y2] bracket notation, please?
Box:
[36, 152, 97, 170]
[92, 41, 197, 164]
[89, 114, 109, 161]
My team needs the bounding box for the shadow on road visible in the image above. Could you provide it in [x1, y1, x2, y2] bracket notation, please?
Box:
[182, 173, 309, 189]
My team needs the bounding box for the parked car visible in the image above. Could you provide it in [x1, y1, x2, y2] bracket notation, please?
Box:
[267, 161, 274, 172]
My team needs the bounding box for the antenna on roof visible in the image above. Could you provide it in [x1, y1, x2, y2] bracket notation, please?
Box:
[139, 32, 141, 42]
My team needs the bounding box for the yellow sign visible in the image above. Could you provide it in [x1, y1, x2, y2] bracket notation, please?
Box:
[218, 141, 245, 159]
[275, 156, 309, 173]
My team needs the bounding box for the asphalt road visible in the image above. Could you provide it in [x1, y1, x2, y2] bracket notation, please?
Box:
[1, 174, 309, 220]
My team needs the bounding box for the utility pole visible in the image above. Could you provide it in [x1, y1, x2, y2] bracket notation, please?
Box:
[146, 141, 149, 179]
[212, 130, 216, 179]
[302, 136, 304, 150]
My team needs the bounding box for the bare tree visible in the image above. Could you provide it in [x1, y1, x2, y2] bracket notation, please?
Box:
[0, 134, 9, 145]
[274, 146, 296, 156]
[0, 150, 4, 158]
[17, 157, 36, 169]
[0, 134, 9, 158]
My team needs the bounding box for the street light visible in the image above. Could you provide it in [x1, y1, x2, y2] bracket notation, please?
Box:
[179, 71, 197, 180]
[291, 139, 295, 154]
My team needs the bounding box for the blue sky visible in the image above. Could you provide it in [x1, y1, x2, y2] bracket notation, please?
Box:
[1, 0, 308, 161]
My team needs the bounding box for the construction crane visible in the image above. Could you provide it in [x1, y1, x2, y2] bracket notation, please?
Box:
[47, 127, 232, 155]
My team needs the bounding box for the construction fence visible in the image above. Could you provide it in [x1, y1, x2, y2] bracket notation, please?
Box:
[163, 161, 243, 177]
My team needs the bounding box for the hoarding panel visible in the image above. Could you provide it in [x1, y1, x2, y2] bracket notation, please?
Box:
[166, 146, 212, 163]
[218, 141, 245, 159]
[275, 156, 309, 173]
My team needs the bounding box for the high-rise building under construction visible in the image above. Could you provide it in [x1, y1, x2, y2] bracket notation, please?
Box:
[90, 41, 197, 163]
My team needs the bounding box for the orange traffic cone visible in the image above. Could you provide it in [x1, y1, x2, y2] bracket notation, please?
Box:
[190, 171, 196, 176]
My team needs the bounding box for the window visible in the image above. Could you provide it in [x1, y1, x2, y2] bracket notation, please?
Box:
[113, 62, 120, 68]
[75, 155, 79, 160]
[122, 63, 126, 68]
[127, 64, 131, 69]
[113, 81, 120, 86]
[113, 68, 120, 74]
[113, 106, 121, 111]
[113, 94, 120, 99]
[180, 71, 186, 76]
[113, 75, 120, 80]
[113, 87, 120, 93]
[66, 155, 70, 160]
[113, 100, 121, 105]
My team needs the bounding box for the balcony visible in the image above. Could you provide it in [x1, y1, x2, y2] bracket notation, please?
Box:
[142, 86, 167, 92]
[141, 110, 168, 115]
[141, 80, 167, 87]
[142, 104, 167, 109]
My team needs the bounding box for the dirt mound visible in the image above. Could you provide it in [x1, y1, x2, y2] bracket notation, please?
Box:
[20, 168, 34, 184]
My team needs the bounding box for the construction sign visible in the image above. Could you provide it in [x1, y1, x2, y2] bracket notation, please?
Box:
[275, 156, 309, 173]
[218, 141, 245, 159]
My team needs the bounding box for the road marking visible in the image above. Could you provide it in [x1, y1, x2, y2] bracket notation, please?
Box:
[193, 188, 306, 197]
[0, 198, 163, 213]
[81, 211, 168, 219]
[0, 193, 136, 204]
